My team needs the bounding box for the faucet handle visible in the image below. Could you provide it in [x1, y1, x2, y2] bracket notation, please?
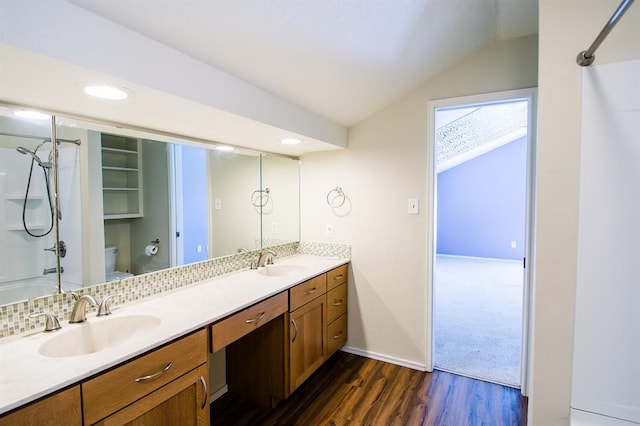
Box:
[29, 312, 62, 332]
[97, 294, 119, 317]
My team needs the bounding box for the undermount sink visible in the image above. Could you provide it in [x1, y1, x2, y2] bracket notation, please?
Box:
[257, 264, 309, 277]
[39, 314, 161, 358]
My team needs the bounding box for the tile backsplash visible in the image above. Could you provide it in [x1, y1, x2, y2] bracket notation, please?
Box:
[0, 242, 350, 339]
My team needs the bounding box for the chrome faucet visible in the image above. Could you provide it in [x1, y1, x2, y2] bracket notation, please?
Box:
[256, 250, 276, 267]
[69, 294, 97, 323]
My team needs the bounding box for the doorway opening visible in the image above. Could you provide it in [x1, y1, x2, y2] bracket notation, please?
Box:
[169, 144, 210, 267]
[427, 89, 536, 393]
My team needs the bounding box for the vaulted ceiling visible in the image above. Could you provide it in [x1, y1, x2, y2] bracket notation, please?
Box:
[66, 0, 538, 127]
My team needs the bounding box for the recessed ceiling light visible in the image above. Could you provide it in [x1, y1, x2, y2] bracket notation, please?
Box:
[84, 84, 129, 100]
[281, 138, 302, 145]
[216, 145, 234, 151]
[14, 110, 50, 120]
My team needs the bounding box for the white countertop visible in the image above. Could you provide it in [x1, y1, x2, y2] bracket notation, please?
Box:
[0, 254, 349, 415]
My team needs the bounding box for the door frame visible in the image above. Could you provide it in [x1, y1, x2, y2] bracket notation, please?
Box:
[168, 144, 184, 268]
[425, 88, 537, 396]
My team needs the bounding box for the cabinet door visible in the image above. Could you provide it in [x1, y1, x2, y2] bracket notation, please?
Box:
[0, 386, 81, 426]
[289, 295, 327, 392]
[93, 363, 209, 426]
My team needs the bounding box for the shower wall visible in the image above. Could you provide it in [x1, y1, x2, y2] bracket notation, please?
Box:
[0, 145, 53, 286]
[572, 59, 640, 424]
[0, 116, 85, 304]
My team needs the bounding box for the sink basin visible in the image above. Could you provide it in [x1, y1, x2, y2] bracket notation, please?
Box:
[39, 314, 161, 358]
[258, 264, 309, 277]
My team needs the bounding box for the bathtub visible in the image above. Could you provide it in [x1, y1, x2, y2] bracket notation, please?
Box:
[0, 278, 81, 305]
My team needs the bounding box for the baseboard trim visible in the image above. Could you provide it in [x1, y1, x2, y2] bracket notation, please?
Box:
[340, 346, 427, 372]
[209, 385, 228, 404]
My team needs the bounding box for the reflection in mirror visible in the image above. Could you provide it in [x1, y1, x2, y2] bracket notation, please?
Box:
[209, 150, 261, 258]
[0, 107, 69, 303]
[0, 106, 301, 306]
[54, 116, 263, 293]
[260, 154, 300, 249]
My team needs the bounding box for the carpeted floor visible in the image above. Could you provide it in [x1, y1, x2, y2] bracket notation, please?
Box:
[433, 255, 523, 388]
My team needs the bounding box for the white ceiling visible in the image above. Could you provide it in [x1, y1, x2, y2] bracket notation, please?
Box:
[65, 0, 538, 128]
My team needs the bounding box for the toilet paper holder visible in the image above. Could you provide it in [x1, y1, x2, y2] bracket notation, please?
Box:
[145, 239, 160, 256]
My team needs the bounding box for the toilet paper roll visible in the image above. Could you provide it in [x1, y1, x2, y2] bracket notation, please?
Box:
[145, 245, 158, 256]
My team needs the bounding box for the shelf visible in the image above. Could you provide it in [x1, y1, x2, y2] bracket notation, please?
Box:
[101, 147, 138, 155]
[100, 135, 143, 219]
[102, 166, 138, 172]
[6, 223, 46, 231]
[4, 194, 44, 201]
[104, 213, 143, 220]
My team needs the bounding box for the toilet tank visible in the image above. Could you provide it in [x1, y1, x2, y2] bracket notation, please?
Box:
[104, 247, 118, 274]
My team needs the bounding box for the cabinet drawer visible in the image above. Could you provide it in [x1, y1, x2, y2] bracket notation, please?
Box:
[0, 386, 81, 426]
[82, 329, 207, 425]
[327, 312, 347, 356]
[290, 274, 326, 311]
[211, 291, 288, 352]
[326, 283, 347, 324]
[327, 264, 348, 290]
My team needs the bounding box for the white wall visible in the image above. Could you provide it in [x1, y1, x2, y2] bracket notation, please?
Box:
[532, 2, 640, 425]
[300, 35, 537, 368]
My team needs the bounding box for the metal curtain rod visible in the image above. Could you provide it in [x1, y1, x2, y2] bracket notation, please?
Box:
[577, 0, 635, 66]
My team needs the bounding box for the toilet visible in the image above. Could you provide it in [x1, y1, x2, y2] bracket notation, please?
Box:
[104, 247, 134, 282]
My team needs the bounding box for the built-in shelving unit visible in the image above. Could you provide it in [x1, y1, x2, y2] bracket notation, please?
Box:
[100, 134, 143, 219]
[3, 194, 45, 231]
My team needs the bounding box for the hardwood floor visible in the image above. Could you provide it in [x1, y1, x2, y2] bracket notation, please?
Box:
[210, 351, 527, 425]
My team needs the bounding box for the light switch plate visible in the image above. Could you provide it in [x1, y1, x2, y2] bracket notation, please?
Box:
[408, 198, 419, 215]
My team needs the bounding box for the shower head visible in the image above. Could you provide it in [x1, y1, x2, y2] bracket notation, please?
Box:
[16, 146, 52, 168]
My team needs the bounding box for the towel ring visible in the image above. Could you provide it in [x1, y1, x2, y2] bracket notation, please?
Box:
[327, 186, 346, 208]
[251, 188, 271, 207]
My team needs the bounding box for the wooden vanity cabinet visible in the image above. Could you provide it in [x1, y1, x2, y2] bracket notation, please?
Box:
[218, 292, 289, 408]
[326, 264, 348, 357]
[288, 280, 328, 394]
[0, 385, 81, 426]
[221, 263, 349, 404]
[82, 328, 209, 426]
[286, 264, 348, 395]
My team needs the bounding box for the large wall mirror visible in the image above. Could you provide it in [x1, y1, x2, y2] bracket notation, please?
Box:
[0, 105, 300, 306]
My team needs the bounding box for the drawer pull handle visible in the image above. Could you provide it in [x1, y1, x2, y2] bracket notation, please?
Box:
[332, 299, 343, 306]
[291, 319, 298, 343]
[304, 287, 317, 295]
[135, 361, 173, 383]
[333, 274, 344, 281]
[245, 312, 266, 323]
[333, 331, 343, 340]
[200, 375, 208, 409]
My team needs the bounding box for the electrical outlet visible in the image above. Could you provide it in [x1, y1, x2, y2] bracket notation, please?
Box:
[511, 241, 517, 249]
[197, 244, 202, 253]
[214, 198, 222, 210]
[271, 222, 278, 233]
[326, 224, 334, 237]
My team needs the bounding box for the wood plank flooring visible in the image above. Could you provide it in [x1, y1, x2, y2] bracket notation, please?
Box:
[210, 351, 527, 425]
